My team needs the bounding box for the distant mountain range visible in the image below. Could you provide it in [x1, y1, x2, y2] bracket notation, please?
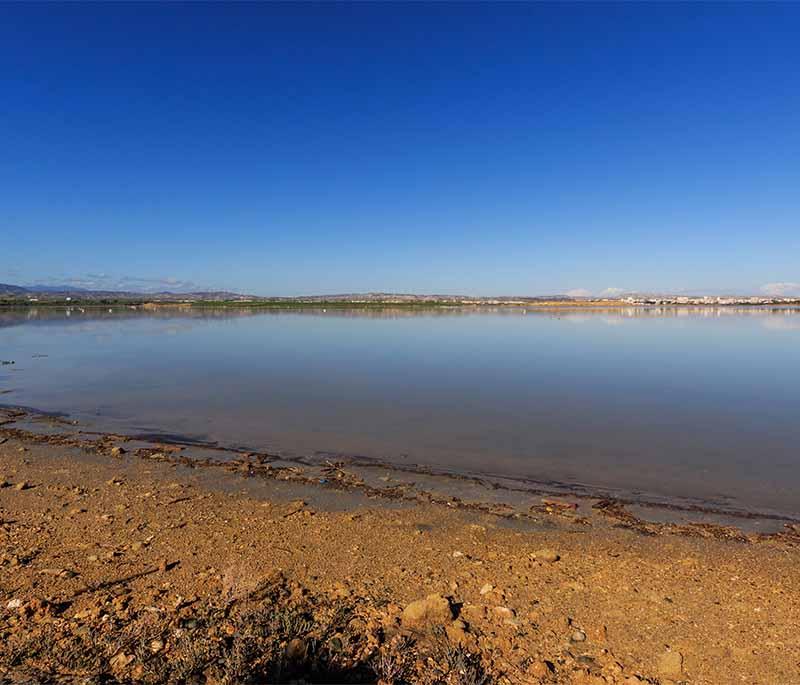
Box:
[0, 283, 29, 295]
[0, 283, 580, 303]
[0, 283, 252, 301]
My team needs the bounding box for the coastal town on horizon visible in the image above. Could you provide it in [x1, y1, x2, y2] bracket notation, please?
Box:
[2, 281, 800, 307]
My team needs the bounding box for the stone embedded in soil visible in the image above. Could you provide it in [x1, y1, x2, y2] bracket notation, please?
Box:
[479, 583, 494, 595]
[493, 605, 515, 619]
[445, 618, 470, 645]
[285, 637, 308, 660]
[658, 649, 684, 677]
[526, 659, 555, 678]
[401, 593, 454, 628]
[533, 548, 560, 563]
[282, 500, 307, 518]
[571, 629, 587, 642]
[109, 652, 134, 673]
[14, 481, 31, 491]
[38, 568, 76, 578]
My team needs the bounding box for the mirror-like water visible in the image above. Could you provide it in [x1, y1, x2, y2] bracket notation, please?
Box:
[2, 305, 799, 517]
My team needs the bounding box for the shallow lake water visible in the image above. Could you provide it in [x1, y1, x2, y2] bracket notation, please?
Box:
[2, 305, 799, 517]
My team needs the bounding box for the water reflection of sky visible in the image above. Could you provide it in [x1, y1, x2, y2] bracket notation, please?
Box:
[2, 306, 799, 517]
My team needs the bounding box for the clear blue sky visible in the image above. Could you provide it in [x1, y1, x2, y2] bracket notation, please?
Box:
[2, 2, 799, 296]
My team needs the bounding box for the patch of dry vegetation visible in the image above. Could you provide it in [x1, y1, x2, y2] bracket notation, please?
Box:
[0, 575, 496, 685]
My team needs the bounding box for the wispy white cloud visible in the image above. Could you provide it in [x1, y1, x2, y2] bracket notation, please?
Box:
[31, 274, 214, 294]
[115, 275, 200, 292]
[761, 282, 800, 297]
[565, 287, 627, 298]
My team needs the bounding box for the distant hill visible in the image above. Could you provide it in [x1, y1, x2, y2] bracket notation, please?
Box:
[0, 283, 29, 295]
[0, 283, 253, 302]
[0, 283, 580, 304]
[28, 284, 90, 293]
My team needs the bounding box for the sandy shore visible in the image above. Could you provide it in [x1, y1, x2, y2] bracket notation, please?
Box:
[1, 424, 799, 684]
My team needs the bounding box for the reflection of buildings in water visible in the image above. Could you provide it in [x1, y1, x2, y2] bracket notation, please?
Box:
[761, 314, 800, 331]
[1, 303, 800, 331]
[549, 306, 800, 326]
[560, 305, 800, 321]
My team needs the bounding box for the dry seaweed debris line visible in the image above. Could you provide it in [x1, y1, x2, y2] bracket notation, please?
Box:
[3, 412, 800, 546]
[0, 575, 498, 685]
[591, 498, 800, 544]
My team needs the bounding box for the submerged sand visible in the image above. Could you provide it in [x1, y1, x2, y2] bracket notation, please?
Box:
[1, 422, 799, 684]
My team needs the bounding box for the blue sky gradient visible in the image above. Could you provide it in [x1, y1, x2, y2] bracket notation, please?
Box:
[2, 3, 799, 296]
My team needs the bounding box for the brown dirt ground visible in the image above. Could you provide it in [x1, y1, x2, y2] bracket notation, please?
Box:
[1, 437, 799, 684]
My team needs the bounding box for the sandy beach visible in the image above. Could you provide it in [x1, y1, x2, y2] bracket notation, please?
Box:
[2, 417, 799, 684]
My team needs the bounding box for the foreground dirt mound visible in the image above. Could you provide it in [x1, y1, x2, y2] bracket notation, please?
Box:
[1, 573, 654, 684]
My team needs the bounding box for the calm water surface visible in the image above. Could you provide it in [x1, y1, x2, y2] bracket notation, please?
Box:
[2, 306, 799, 516]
